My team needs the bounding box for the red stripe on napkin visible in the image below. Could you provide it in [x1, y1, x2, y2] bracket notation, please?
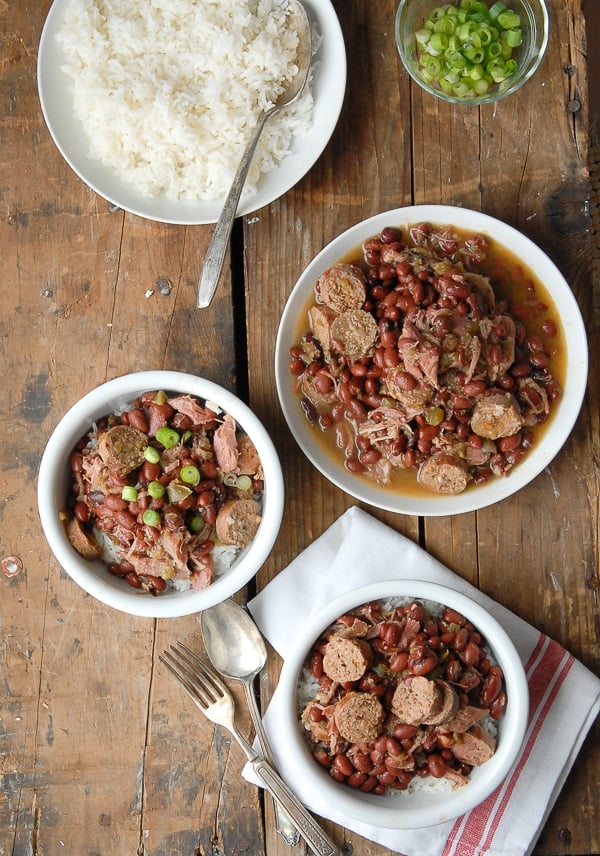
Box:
[442, 634, 573, 856]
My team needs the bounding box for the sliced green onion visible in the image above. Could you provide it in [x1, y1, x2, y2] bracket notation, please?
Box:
[181, 429, 193, 444]
[504, 27, 522, 47]
[189, 515, 205, 534]
[142, 509, 161, 527]
[153, 390, 168, 405]
[489, 1, 507, 19]
[180, 465, 200, 486]
[412, 0, 523, 100]
[236, 475, 253, 492]
[496, 9, 520, 28]
[223, 472, 238, 487]
[121, 486, 139, 502]
[143, 445, 161, 464]
[155, 426, 180, 449]
[147, 481, 165, 498]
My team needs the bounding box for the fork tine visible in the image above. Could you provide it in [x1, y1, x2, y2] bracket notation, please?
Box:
[173, 641, 229, 696]
[159, 649, 215, 708]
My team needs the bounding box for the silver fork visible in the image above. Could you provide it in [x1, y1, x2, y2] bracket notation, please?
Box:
[159, 642, 338, 856]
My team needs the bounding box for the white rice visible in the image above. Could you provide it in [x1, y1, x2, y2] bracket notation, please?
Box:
[57, 0, 315, 200]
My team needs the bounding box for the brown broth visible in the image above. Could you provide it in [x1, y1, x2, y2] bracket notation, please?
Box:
[289, 223, 567, 499]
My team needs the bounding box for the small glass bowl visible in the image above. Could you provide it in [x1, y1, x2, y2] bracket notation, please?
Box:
[395, 0, 549, 106]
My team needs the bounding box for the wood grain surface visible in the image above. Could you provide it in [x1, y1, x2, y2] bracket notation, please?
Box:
[1, 1, 598, 855]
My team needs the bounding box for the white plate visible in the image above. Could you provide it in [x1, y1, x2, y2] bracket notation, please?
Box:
[37, 0, 346, 225]
[275, 204, 589, 516]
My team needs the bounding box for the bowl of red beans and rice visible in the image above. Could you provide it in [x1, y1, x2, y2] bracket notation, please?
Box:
[37, 371, 284, 617]
[276, 579, 529, 828]
[275, 204, 587, 515]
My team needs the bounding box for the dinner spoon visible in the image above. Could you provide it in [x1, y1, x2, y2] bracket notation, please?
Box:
[197, 0, 312, 308]
[200, 598, 303, 847]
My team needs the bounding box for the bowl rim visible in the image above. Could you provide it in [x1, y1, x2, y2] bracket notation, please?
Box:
[275, 203, 588, 516]
[37, 370, 284, 618]
[394, 0, 550, 107]
[277, 579, 530, 829]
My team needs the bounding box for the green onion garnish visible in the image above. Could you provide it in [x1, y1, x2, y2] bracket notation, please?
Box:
[143, 446, 161, 464]
[413, 0, 523, 100]
[147, 481, 165, 498]
[155, 427, 180, 449]
[121, 486, 139, 502]
[180, 465, 201, 486]
[142, 509, 161, 527]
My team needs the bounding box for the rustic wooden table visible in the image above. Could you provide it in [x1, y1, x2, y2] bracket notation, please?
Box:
[1, 1, 598, 854]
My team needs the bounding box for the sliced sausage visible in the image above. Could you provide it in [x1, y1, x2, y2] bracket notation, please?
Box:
[451, 725, 496, 766]
[391, 675, 443, 725]
[214, 498, 261, 548]
[330, 309, 378, 359]
[382, 371, 434, 411]
[315, 263, 367, 314]
[97, 425, 148, 475]
[322, 636, 373, 683]
[333, 691, 385, 743]
[470, 392, 523, 440]
[64, 516, 103, 560]
[422, 681, 459, 726]
[417, 451, 469, 495]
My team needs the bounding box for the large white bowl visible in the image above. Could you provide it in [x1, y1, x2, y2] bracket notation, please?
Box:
[37, 371, 284, 617]
[275, 204, 588, 515]
[277, 579, 529, 829]
[37, 0, 346, 225]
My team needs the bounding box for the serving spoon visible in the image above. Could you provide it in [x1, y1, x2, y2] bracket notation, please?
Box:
[201, 598, 302, 846]
[197, 0, 312, 308]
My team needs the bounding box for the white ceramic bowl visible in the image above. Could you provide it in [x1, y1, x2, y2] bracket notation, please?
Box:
[277, 579, 529, 829]
[275, 204, 588, 515]
[37, 371, 284, 618]
[37, 0, 346, 225]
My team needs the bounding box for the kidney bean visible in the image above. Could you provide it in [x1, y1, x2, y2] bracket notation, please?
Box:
[346, 457, 366, 473]
[351, 752, 372, 773]
[114, 510, 137, 530]
[310, 652, 324, 678]
[392, 723, 419, 741]
[443, 607, 467, 627]
[125, 571, 142, 589]
[463, 379, 487, 396]
[126, 408, 150, 432]
[334, 754, 354, 777]
[104, 494, 128, 512]
[74, 501, 90, 523]
[462, 641, 481, 666]
[360, 776, 378, 793]
[386, 737, 403, 757]
[409, 650, 438, 676]
[481, 671, 502, 706]
[345, 399, 368, 422]
[427, 753, 447, 779]
[490, 690, 507, 719]
[445, 658, 462, 682]
[389, 651, 409, 672]
[313, 747, 332, 768]
[347, 772, 368, 789]
[454, 627, 470, 651]
[70, 451, 84, 473]
[510, 362, 532, 378]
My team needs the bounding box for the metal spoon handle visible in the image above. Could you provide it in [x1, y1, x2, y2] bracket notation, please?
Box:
[252, 758, 338, 856]
[242, 682, 301, 846]
[197, 110, 270, 308]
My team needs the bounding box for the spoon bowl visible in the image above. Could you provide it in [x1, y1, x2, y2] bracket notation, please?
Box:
[197, 0, 312, 308]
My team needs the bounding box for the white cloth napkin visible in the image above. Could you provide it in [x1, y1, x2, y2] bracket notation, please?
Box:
[245, 506, 600, 856]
